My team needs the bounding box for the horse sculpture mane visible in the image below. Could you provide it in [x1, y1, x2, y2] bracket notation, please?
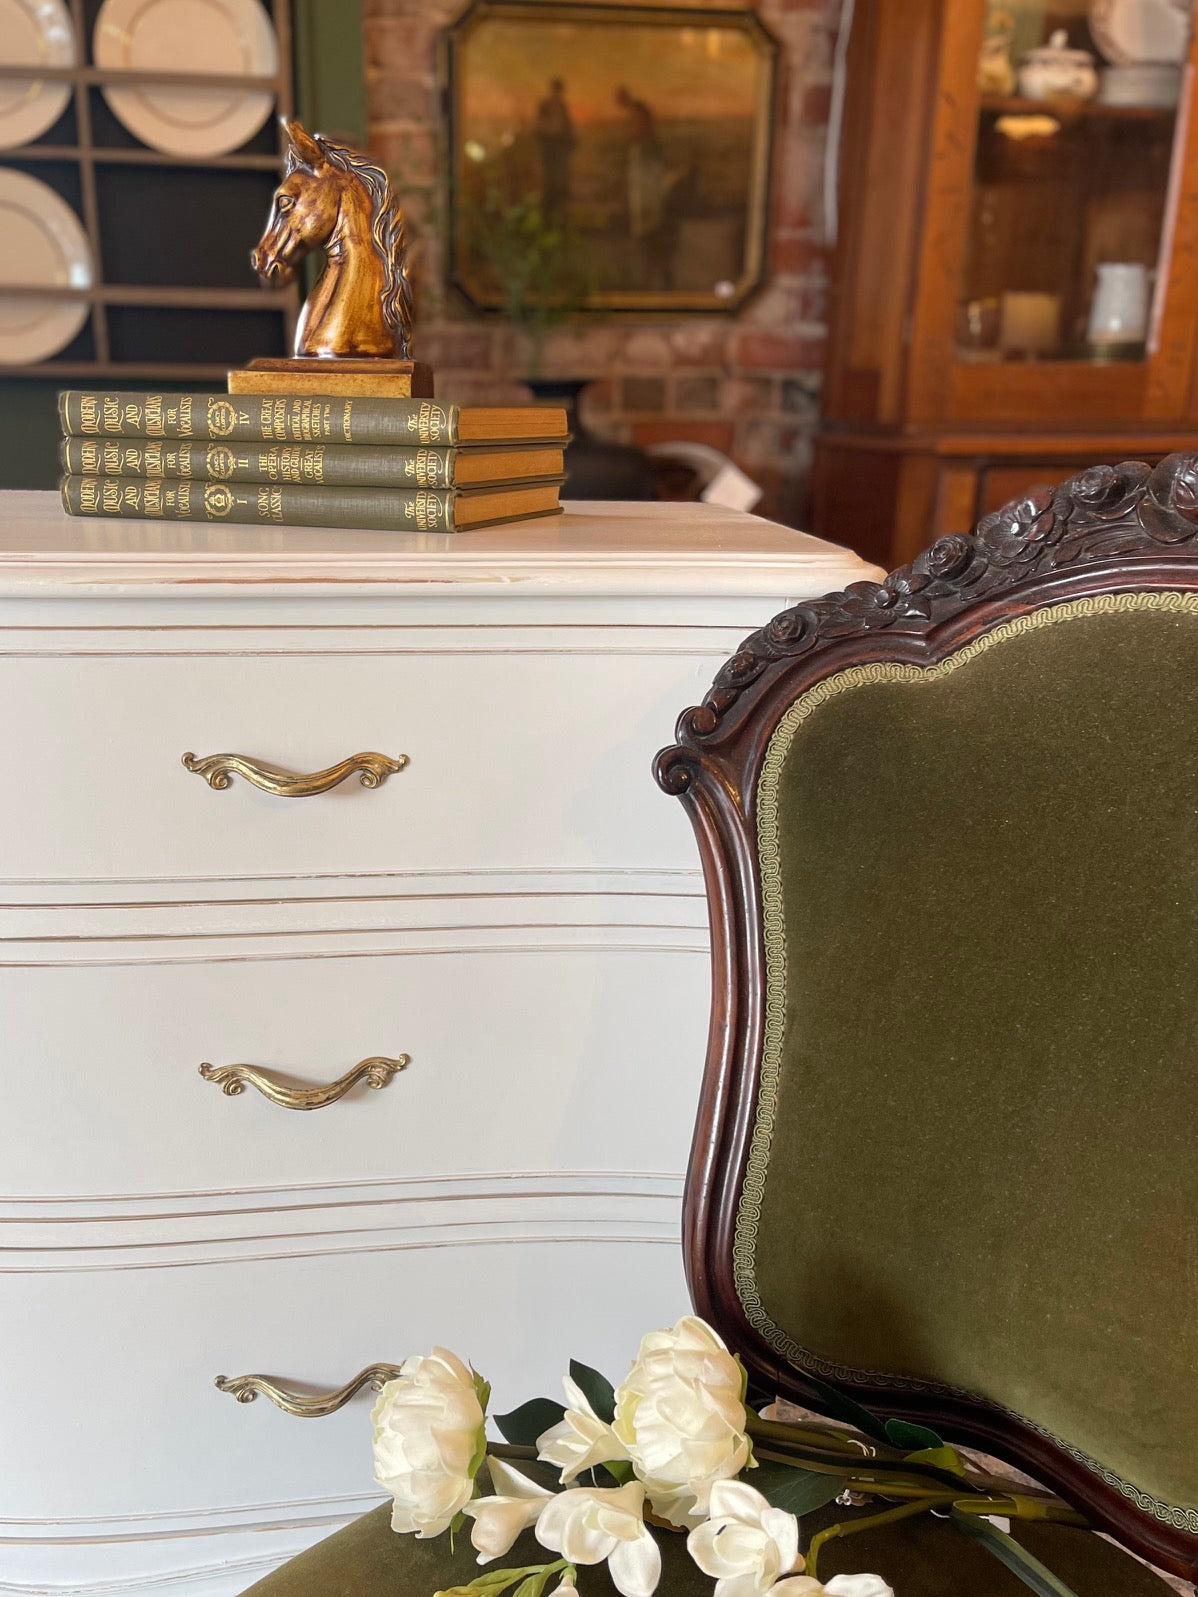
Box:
[299, 132, 414, 359]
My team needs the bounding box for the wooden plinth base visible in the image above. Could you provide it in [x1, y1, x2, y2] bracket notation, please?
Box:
[227, 358, 435, 400]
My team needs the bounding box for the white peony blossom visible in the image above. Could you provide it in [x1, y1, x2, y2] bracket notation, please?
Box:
[535, 1481, 662, 1597]
[687, 1479, 802, 1597]
[613, 1316, 750, 1526]
[538, 1374, 629, 1483]
[773, 1579, 893, 1597]
[462, 1458, 552, 1563]
[372, 1348, 487, 1538]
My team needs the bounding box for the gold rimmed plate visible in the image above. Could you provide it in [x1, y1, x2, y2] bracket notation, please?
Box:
[0, 170, 92, 365]
[0, 0, 75, 150]
[94, 0, 277, 158]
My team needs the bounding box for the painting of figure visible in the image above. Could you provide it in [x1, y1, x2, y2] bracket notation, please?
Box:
[445, 2, 778, 312]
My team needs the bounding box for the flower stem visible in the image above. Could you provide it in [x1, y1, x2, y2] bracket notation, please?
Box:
[805, 1498, 944, 1581]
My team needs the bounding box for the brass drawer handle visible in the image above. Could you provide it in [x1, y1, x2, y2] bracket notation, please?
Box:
[215, 1364, 402, 1417]
[199, 1054, 408, 1110]
[182, 750, 408, 796]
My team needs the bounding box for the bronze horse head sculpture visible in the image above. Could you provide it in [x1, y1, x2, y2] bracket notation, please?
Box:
[252, 118, 414, 360]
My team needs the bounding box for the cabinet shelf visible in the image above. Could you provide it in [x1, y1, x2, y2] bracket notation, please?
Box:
[11, 143, 283, 172]
[1, 284, 291, 310]
[13, 361, 230, 381]
[0, 62, 280, 93]
[979, 94, 1177, 122]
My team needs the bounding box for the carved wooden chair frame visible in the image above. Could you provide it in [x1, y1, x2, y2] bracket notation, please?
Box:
[654, 455, 1198, 1583]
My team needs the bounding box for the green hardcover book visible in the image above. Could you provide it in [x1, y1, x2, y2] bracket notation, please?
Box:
[60, 474, 563, 533]
[57, 390, 568, 448]
[59, 435, 567, 490]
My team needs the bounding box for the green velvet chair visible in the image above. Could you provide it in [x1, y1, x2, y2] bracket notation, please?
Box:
[243, 458, 1198, 1595]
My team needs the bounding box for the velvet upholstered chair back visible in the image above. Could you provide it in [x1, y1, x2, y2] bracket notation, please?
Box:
[655, 456, 1198, 1585]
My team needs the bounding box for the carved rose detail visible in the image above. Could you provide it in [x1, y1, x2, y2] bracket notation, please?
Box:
[1065, 462, 1150, 523]
[914, 534, 974, 581]
[661, 455, 1198, 751]
[1143, 454, 1198, 543]
[975, 485, 1056, 566]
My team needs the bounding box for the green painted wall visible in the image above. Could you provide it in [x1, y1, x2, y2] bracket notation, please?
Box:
[1, 0, 365, 491]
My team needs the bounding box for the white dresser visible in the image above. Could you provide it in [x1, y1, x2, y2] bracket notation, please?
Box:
[0, 492, 877, 1597]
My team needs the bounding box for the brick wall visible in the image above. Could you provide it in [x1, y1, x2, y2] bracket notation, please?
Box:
[364, 0, 840, 525]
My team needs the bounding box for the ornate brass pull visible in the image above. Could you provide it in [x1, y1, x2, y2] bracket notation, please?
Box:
[182, 750, 407, 796]
[199, 1054, 408, 1110]
[215, 1364, 403, 1417]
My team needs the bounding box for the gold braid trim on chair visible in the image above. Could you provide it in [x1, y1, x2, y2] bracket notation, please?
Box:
[742, 589, 1198, 1538]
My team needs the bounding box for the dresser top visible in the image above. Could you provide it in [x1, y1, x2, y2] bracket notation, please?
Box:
[0, 491, 879, 600]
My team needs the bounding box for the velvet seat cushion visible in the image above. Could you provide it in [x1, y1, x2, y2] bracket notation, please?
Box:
[744, 593, 1198, 1540]
[238, 1497, 1178, 1597]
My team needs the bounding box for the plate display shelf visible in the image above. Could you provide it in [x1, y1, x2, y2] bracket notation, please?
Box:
[0, 0, 298, 381]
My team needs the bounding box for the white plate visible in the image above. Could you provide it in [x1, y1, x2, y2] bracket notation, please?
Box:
[1089, 0, 1191, 65]
[0, 170, 92, 364]
[0, 0, 75, 150]
[94, 0, 277, 158]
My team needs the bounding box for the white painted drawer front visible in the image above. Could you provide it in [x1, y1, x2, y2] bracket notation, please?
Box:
[0, 946, 704, 1198]
[1, 1239, 690, 1526]
[0, 645, 717, 883]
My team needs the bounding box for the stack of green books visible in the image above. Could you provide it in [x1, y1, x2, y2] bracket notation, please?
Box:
[58, 390, 570, 533]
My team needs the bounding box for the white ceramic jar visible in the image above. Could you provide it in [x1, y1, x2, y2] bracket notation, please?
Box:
[1019, 30, 1099, 100]
[1088, 262, 1151, 346]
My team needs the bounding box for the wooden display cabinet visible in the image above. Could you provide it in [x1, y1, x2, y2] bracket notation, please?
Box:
[813, 0, 1198, 568]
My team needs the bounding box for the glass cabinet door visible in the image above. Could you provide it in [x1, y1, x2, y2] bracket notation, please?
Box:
[958, 1, 1191, 366]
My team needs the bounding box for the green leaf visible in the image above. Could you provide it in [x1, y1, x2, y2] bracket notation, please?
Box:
[598, 1458, 634, 1485]
[472, 1370, 492, 1415]
[884, 1418, 944, 1451]
[799, 1370, 891, 1444]
[905, 1445, 967, 1476]
[568, 1359, 616, 1425]
[748, 1462, 845, 1517]
[493, 1398, 565, 1447]
[950, 1511, 1083, 1597]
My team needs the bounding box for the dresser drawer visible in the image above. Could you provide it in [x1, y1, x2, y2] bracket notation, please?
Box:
[0, 945, 704, 1198]
[0, 647, 716, 883]
[1, 1238, 689, 1525]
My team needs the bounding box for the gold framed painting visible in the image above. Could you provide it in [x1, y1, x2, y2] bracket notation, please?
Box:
[443, 1, 779, 313]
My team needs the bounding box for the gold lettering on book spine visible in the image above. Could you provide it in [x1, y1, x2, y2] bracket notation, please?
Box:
[79, 395, 99, 435]
[256, 485, 284, 522]
[79, 477, 99, 511]
[160, 395, 193, 436]
[413, 449, 445, 487]
[412, 489, 448, 531]
[410, 401, 448, 445]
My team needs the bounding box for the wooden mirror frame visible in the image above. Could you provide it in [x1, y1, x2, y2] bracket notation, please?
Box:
[654, 454, 1198, 1583]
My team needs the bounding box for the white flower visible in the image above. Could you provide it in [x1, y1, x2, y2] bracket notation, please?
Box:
[822, 1579, 894, 1596]
[613, 1316, 750, 1526]
[462, 1458, 553, 1563]
[687, 1480, 802, 1597]
[772, 1577, 894, 1597]
[372, 1348, 487, 1538]
[535, 1481, 662, 1597]
[538, 1375, 629, 1483]
[545, 1577, 578, 1597]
